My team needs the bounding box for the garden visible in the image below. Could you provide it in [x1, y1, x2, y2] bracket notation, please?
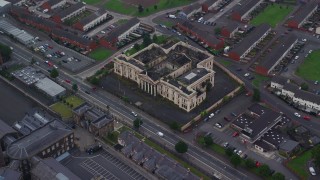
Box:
[50, 95, 84, 119]
[89, 48, 114, 61]
[296, 50, 320, 81]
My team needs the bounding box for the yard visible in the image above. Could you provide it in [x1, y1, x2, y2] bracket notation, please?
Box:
[89, 48, 114, 61]
[83, 0, 101, 4]
[296, 50, 320, 81]
[286, 149, 312, 179]
[65, 95, 84, 108]
[50, 102, 73, 118]
[252, 74, 270, 88]
[105, 0, 193, 16]
[250, 4, 293, 28]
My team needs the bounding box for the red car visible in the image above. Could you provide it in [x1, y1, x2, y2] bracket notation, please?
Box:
[303, 116, 311, 120]
[65, 79, 71, 83]
[256, 161, 261, 167]
[232, 132, 239, 137]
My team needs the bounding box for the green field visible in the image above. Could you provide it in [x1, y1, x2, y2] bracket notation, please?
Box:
[296, 50, 320, 81]
[83, 0, 101, 4]
[89, 48, 113, 61]
[50, 102, 73, 118]
[286, 150, 312, 179]
[65, 95, 84, 108]
[251, 4, 293, 27]
[105, 0, 193, 17]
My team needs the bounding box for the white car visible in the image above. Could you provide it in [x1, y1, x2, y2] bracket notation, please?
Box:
[309, 167, 316, 176]
[132, 111, 138, 117]
[309, 50, 313, 54]
[215, 123, 222, 129]
[294, 56, 299, 60]
[53, 65, 58, 69]
[157, 132, 164, 137]
[244, 73, 250, 77]
[302, 38, 307, 42]
[100, 31, 106, 34]
[237, 150, 242, 156]
[209, 113, 214, 118]
[294, 112, 301, 117]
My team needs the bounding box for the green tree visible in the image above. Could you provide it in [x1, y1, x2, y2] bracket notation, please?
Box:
[203, 136, 213, 146]
[30, 58, 36, 65]
[72, 84, 78, 92]
[90, 76, 100, 85]
[143, 34, 152, 47]
[311, 145, 320, 169]
[300, 82, 309, 91]
[258, 164, 271, 177]
[169, 121, 180, 131]
[152, 34, 158, 43]
[200, 110, 208, 117]
[133, 118, 143, 129]
[214, 27, 221, 35]
[272, 172, 285, 180]
[225, 148, 234, 157]
[244, 158, 255, 169]
[230, 154, 242, 167]
[0, 43, 12, 61]
[253, 88, 260, 102]
[175, 141, 188, 154]
[154, 5, 157, 10]
[133, 43, 140, 51]
[50, 68, 59, 78]
[138, 4, 144, 13]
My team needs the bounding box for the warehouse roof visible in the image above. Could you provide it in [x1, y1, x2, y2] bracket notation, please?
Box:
[0, 118, 16, 139]
[35, 77, 66, 98]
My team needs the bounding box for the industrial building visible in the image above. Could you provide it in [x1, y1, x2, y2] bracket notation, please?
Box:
[0, 0, 11, 13]
[34, 77, 66, 101]
[0, 20, 35, 45]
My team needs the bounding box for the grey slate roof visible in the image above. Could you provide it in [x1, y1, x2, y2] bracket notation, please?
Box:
[294, 89, 320, 104]
[91, 114, 113, 128]
[259, 35, 297, 69]
[55, 2, 85, 19]
[52, 29, 92, 46]
[233, 0, 261, 17]
[279, 139, 299, 152]
[72, 102, 92, 116]
[0, 167, 21, 180]
[78, 9, 107, 25]
[271, 76, 288, 85]
[0, 118, 16, 139]
[290, 2, 318, 25]
[7, 120, 72, 160]
[31, 157, 81, 180]
[230, 24, 271, 56]
[46, 0, 64, 7]
[105, 18, 140, 42]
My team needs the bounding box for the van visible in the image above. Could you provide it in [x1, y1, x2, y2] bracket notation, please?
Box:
[43, 9, 48, 13]
[157, 132, 164, 137]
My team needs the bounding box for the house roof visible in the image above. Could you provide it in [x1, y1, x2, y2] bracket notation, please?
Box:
[271, 76, 288, 85]
[78, 9, 107, 26]
[203, 0, 217, 7]
[247, 103, 270, 116]
[0, 118, 16, 139]
[55, 2, 85, 19]
[51, 29, 92, 46]
[294, 89, 320, 105]
[46, 0, 64, 7]
[259, 35, 297, 70]
[279, 139, 299, 152]
[222, 23, 239, 32]
[230, 24, 271, 56]
[233, 0, 261, 18]
[91, 114, 113, 128]
[254, 140, 273, 151]
[7, 120, 73, 160]
[72, 102, 92, 116]
[0, 167, 21, 180]
[105, 18, 140, 42]
[282, 83, 298, 93]
[289, 2, 318, 25]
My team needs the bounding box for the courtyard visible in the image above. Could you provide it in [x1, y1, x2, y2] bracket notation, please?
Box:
[100, 66, 238, 125]
[296, 50, 320, 81]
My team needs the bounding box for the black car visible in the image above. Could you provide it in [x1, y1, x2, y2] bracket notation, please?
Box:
[86, 144, 102, 155]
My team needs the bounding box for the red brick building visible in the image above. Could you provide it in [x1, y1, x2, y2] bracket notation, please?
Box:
[41, 0, 66, 11]
[287, 2, 318, 29]
[220, 24, 239, 38]
[51, 2, 85, 23]
[73, 9, 110, 31]
[231, 0, 263, 22]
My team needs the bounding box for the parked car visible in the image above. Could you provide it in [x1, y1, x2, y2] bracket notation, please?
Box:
[224, 117, 230, 122]
[309, 167, 316, 176]
[215, 123, 222, 129]
[215, 109, 221, 114]
[303, 116, 311, 120]
[203, 117, 209, 122]
[232, 132, 239, 137]
[223, 142, 229, 148]
[131, 111, 138, 117]
[157, 132, 164, 137]
[236, 150, 242, 156]
[294, 112, 301, 117]
[86, 143, 102, 155]
[241, 154, 248, 159]
[294, 56, 299, 60]
[314, 80, 318, 85]
[231, 112, 237, 117]
[209, 113, 215, 118]
[244, 73, 250, 77]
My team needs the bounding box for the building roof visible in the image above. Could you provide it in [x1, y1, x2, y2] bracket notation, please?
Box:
[233, 0, 261, 18]
[232, 113, 255, 130]
[105, 18, 140, 42]
[282, 83, 298, 93]
[7, 120, 72, 160]
[271, 76, 288, 85]
[222, 23, 239, 32]
[230, 24, 270, 56]
[31, 157, 81, 180]
[261, 129, 285, 147]
[259, 35, 297, 70]
[178, 68, 210, 86]
[0, 167, 21, 180]
[51, 29, 92, 46]
[182, 3, 201, 15]
[0, 20, 34, 42]
[11, 66, 46, 85]
[55, 2, 85, 19]
[5, 0, 21, 4]
[35, 77, 66, 97]
[254, 140, 273, 151]
[294, 89, 320, 105]
[279, 139, 299, 152]
[46, 0, 64, 7]
[203, 0, 217, 7]
[91, 114, 113, 128]
[247, 103, 270, 116]
[289, 2, 318, 25]
[0, 118, 16, 139]
[0, 0, 10, 7]
[78, 9, 107, 26]
[72, 102, 92, 116]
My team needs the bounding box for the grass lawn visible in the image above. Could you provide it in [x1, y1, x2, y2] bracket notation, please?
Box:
[105, 0, 193, 16]
[218, 59, 232, 67]
[286, 150, 312, 179]
[296, 50, 320, 81]
[115, 19, 128, 25]
[50, 102, 73, 118]
[251, 4, 293, 27]
[83, 0, 101, 5]
[252, 74, 270, 88]
[89, 48, 113, 61]
[155, 20, 175, 28]
[65, 95, 84, 109]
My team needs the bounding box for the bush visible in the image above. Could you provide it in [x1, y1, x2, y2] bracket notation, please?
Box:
[244, 158, 255, 169]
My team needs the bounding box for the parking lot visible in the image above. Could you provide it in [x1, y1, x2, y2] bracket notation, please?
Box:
[63, 149, 148, 180]
[32, 40, 94, 72]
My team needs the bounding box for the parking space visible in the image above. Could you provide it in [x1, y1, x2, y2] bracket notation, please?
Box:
[32, 40, 93, 72]
[81, 158, 119, 180]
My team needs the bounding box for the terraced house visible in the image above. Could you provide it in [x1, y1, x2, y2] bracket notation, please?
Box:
[113, 42, 215, 112]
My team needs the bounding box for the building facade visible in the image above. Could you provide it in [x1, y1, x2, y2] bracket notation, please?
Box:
[114, 42, 215, 112]
[41, 0, 66, 10]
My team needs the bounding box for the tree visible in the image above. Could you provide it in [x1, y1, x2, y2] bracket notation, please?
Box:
[153, 34, 158, 43]
[272, 172, 285, 180]
[50, 68, 59, 78]
[0, 43, 12, 61]
[230, 154, 242, 167]
[146, 8, 149, 12]
[133, 43, 140, 51]
[154, 5, 158, 10]
[30, 58, 36, 65]
[225, 148, 234, 157]
[143, 34, 152, 47]
[244, 158, 255, 169]
[133, 118, 143, 129]
[138, 4, 144, 13]
[300, 82, 309, 91]
[200, 110, 208, 117]
[258, 164, 271, 177]
[253, 88, 260, 102]
[169, 121, 180, 131]
[175, 141, 188, 154]
[312, 145, 320, 169]
[90, 76, 100, 85]
[72, 84, 78, 92]
[214, 27, 221, 35]
[203, 136, 213, 146]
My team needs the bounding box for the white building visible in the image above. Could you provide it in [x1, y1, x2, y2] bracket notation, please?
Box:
[35, 77, 66, 101]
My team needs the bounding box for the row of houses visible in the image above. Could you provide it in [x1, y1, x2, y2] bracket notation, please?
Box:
[118, 131, 200, 180]
[231, 0, 264, 22]
[287, 2, 318, 29]
[271, 76, 320, 114]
